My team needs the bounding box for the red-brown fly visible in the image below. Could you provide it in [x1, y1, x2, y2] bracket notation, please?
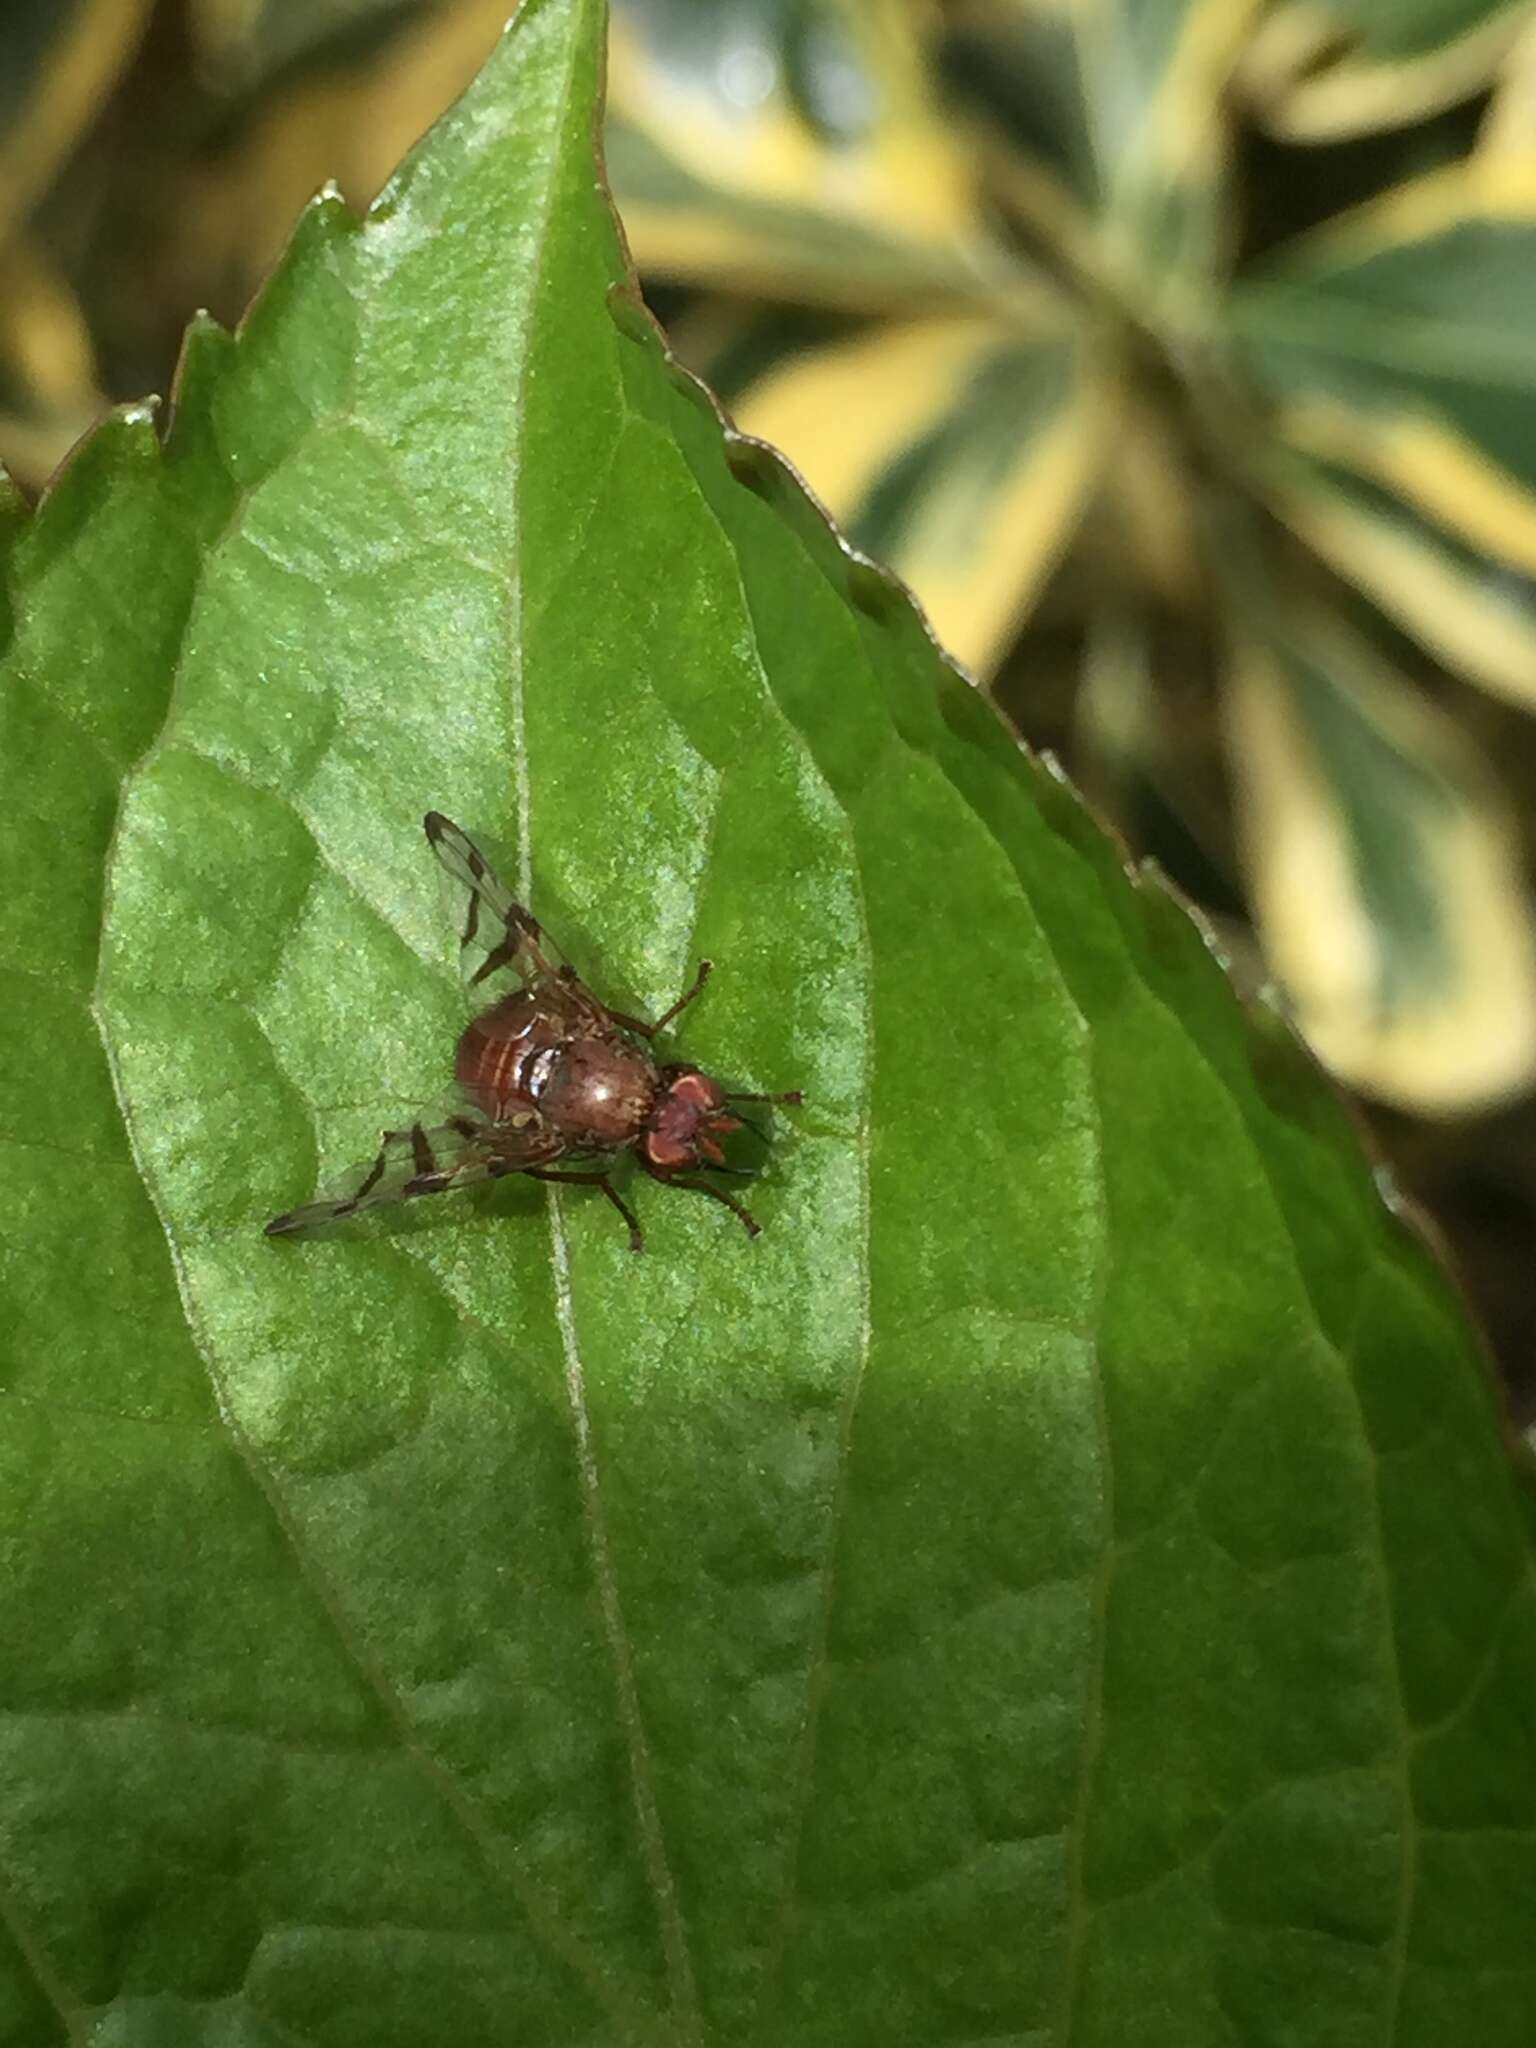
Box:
[265, 812, 801, 1249]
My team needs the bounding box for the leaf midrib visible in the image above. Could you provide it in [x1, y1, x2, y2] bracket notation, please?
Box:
[80, 5, 684, 2038]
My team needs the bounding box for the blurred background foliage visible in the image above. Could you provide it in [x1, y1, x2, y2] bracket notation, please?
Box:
[6, 0, 1536, 1415]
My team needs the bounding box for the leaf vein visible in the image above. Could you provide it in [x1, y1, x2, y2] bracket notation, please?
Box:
[499, 2, 699, 2032]
[0, 1872, 89, 2046]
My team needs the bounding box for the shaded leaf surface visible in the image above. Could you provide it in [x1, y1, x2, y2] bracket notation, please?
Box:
[1, 2, 1534, 2044]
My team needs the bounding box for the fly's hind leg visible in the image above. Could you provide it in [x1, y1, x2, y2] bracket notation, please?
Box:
[525, 1168, 645, 1252]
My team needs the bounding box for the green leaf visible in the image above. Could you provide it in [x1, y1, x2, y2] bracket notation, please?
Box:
[3, 2, 1536, 2044]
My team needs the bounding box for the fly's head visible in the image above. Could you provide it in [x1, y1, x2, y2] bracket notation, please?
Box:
[640, 1066, 740, 1175]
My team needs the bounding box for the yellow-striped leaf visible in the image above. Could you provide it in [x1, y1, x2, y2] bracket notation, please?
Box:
[606, 0, 1028, 309]
[0, 0, 150, 241]
[730, 314, 1115, 674]
[1234, 162, 1536, 574]
[1224, 604, 1536, 1111]
[950, 0, 1255, 295]
[1083, 0, 1259, 290]
[1240, 0, 1523, 139]
[1272, 392, 1536, 577]
[1261, 442, 1536, 710]
[1480, 5, 1536, 156]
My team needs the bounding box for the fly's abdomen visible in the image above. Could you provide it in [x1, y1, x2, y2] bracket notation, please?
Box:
[455, 993, 553, 1118]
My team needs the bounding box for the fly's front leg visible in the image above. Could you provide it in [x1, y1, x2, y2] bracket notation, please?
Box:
[607, 959, 713, 1039]
[720, 1089, 803, 1143]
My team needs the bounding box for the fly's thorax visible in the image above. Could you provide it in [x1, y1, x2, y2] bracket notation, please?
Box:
[537, 1034, 659, 1148]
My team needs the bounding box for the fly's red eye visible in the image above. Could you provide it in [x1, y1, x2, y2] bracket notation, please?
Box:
[645, 1130, 693, 1171]
[669, 1069, 718, 1111]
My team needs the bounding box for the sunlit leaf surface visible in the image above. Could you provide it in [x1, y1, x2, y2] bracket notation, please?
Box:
[2, 2, 1534, 2042]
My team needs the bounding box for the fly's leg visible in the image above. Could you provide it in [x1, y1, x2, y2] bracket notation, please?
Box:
[663, 1174, 761, 1239]
[336, 1137, 393, 1214]
[525, 1168, 645, 1253]
[607, 959, 713, 1039]
[650, 959, 713, 1035]
[720, 1090, 802, 1143]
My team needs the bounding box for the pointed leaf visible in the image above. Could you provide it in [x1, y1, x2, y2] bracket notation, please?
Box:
[2, 4, 1535, 2045]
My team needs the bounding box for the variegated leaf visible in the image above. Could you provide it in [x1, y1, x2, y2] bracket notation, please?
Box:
[1234, 160, 1536, 697]
[1224, 601, 1536, 1110]
[606, 0, 1031, 309]
[730, 313, 1114, 675]
[1239, 0, 1523, 139]
[1261, 443, 1536, 711]
[948, 0, 1255, 293]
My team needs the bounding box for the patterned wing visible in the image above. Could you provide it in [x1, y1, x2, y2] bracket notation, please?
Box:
[423, 811, 590, 1005]
[265, 1104, 567, 1235]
